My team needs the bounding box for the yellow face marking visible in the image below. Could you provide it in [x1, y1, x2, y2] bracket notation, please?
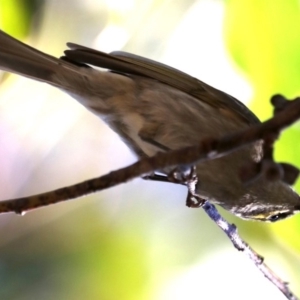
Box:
[250, 210, 292, 222]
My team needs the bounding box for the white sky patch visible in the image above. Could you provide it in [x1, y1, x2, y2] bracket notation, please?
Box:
[94, 25, 130, 52]
[155, 248, 287, 300]
[162, 0, 253, 104]
[104, 0, 135, 11]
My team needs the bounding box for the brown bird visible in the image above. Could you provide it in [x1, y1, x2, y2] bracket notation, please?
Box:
[0, 29, 299, 221]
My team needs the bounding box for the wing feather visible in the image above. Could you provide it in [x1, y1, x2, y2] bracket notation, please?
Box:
[64, 43, 259, 125]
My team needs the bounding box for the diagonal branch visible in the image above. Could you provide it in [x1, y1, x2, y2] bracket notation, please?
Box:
[0, 96, 300, 214]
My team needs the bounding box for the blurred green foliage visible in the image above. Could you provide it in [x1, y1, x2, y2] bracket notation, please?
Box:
[0, 0, 41, 38]
[0, 206, 149, 300]
[224, 0, 300, 255]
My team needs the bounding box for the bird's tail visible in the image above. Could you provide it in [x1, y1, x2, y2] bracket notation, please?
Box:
[0, 30, 77, 86]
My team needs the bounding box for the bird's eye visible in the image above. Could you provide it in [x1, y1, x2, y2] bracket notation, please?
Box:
[268, 212, 291, 222]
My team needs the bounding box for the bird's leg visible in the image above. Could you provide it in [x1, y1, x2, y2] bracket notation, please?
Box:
[139, 135, 204, 208]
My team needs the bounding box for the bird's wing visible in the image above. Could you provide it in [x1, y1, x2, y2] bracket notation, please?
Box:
[64, 43, 260, 125]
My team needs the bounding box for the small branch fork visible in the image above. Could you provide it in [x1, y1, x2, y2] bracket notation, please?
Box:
[0, 95, 300, 299]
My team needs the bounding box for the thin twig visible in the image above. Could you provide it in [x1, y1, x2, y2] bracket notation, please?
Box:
[183, 166, 299, 300]
[189, 193, 298, 300]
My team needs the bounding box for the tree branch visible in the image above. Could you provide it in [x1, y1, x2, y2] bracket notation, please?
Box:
[0, 95, 299, 214]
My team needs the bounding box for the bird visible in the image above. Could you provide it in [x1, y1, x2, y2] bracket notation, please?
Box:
[0, 29, 299, 221]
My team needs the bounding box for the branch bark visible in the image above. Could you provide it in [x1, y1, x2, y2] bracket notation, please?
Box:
[0, 96, 299, 214]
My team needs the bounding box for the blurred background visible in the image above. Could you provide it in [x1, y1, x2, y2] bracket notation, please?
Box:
[0, 0, 300, 299]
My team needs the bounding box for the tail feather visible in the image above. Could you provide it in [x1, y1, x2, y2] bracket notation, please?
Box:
[0, 30, 75, 85]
